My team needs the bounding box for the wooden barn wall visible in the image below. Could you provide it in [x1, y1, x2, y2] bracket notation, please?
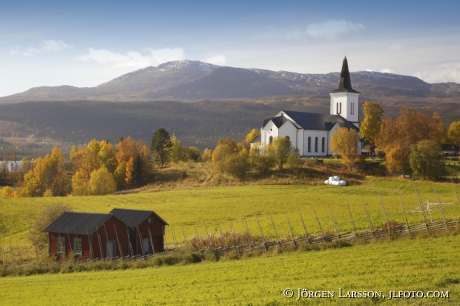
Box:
[91, 217, 130, 259]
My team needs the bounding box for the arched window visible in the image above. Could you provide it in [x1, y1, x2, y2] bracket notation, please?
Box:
[308, 137, 311, 152]
[321, 137, 325, 153]
[269, 136, 273, 144]
[315, 137, 318, 152]
[285, 136, 290, 140]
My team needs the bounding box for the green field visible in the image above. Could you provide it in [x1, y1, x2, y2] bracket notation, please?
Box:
[1, 177, 460, 247]
[0, 234, 459, 305]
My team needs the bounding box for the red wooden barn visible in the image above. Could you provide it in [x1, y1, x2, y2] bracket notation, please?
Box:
[110, 208, 169, 255]
[44, 208, 168, 260]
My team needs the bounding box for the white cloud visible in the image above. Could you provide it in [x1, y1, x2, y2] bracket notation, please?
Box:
[9, 40, 73, 56]
[305, 20, 364, 39]
[380, 68, 393, 73]
[415, 62, 460, 83]
[204, 55, 227, 66]
[77, 47, 186, 68]
[41, 40, 73, 52]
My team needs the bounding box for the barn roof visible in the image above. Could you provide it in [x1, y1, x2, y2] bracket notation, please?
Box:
[43, 212, 114, 235]
[110, 208, 169, 227]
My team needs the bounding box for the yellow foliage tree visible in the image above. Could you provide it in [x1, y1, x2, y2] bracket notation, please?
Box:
[330, 127, 358, 170]
[1, 186, 13, 199]
[89, 167, 116, 195]
[448, 121, 460, 147]
[360, 101, 383, 155]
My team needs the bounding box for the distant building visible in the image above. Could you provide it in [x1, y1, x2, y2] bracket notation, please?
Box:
[440, 143, 460, 156]
[44, 208, 168, 260]
[259, 56, 361, 156]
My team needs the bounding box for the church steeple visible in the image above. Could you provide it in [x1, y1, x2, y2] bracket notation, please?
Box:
[331, 56, 360, 94]
[329, 56, 360, 126]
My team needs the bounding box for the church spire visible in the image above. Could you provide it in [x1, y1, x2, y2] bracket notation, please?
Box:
[330, 56, 359, 94]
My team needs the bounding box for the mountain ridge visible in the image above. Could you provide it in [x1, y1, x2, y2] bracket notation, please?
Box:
[1, 60, 459, 104]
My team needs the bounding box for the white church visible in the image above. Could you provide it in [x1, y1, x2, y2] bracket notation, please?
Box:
[256, 56, 361, 157]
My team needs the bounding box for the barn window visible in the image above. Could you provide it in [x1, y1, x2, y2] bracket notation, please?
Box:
[321, 137, 325, 153]
[57, 236, 65, 254]
[308, 137, 311, 152]
[315, 137, 318, 152]
[148, 217, 153, 223]
[74, 238, 82, 255]
[269, 136, 273, 144]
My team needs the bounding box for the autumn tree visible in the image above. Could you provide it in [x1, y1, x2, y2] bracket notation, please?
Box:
[268, 137, 292, 169]
[330, 127, 359, 170]
[150, 128, 172, 166]
[212, 139, 238, 173]
[249, 143, 275, 175]
[222, 149, 249, 181]
[89, 167, 116, 195]
[360, 101, 383, 155]
[22, 147, 70, 197]
[409, 140, 444, 180]
[28, 204, 73, 253]
[448, 121, 460, 147]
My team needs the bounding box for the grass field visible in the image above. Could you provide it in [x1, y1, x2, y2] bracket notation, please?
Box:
[0, 234, 459, 305]
[1, 177, 460, 247]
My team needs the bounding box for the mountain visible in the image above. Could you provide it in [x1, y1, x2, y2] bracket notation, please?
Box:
[1, 60, 459, 104]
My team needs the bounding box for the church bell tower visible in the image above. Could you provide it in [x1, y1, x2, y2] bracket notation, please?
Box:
[329, 56, 360, 127]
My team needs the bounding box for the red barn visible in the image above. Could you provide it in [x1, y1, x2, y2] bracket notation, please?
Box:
[44, 209, 168, 260]
[110, 208, 168, 255]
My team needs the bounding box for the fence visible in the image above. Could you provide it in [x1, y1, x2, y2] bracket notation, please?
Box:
[1, 183, 460, 267]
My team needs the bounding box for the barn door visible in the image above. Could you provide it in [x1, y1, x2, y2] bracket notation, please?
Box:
[106, 240, 116, 258]
[142, 237, 151, 254]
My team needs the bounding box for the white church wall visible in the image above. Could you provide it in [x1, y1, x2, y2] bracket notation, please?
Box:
[278, 120, 297, 149]
[302, 130, 329, 157]
[297, 129, 304, 155]
[330, 92, 360, 124]
[261, 121, 279, 146]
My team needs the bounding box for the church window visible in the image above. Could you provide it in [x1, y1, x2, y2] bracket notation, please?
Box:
[321, 137, 325, 153]
[340, 103, 342, 114]
[269, 136, 273, 144]
[315, 137, 318, 152]
[351, 103, 354, 115]
[308, 137, 311, 152]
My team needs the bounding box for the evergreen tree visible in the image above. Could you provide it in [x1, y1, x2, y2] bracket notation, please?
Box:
[150, 128, 172, 166]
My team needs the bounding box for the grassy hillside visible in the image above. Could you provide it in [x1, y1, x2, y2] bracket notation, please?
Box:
[0, 234, 459, 305]
[1, 178, 460, 246]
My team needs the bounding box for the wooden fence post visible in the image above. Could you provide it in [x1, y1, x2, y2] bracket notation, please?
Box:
[432, 186, 448, 230]
[230, 221, 240, 255]
[398, 192, 411, 237]
[327, 204, 341, 240]
[452, 179, 460, 206]
[297, 209, 310, 244]
[310, 206, 326, 242]
[346, 202, 357, 238]
[379, 194, 391, 236]
[270, 214, 281, 245]
[256, 215, 268, 251]
[285, 212, 297, 248]
[414, 184, 430, 234]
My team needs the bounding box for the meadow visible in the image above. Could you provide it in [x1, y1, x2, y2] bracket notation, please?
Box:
[1, 177, 460, 248]
[0, 234, 459, 305]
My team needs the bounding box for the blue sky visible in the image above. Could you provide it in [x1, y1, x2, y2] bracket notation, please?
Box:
[1, 0, 459, 96]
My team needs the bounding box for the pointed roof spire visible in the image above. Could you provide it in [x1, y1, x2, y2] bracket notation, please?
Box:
[330, 56, 360, 94]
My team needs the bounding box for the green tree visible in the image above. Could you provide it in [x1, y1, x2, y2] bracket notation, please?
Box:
[150, 128, 172, 166]
[409, 140, 444, 180]
[212, 139, 238, 173]
[269, 137, 292, 169]
[330, 127, 359, 170]
[360, 101, 383, 155]
[169, 135, 186, 163]
[28, 204, 73, 253]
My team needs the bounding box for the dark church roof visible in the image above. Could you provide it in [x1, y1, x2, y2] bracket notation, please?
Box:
[43, 212, 114, 235]
[110, 208, 169, 227]
[330, 56, 360, 94]
[263, 110, 359, 132]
